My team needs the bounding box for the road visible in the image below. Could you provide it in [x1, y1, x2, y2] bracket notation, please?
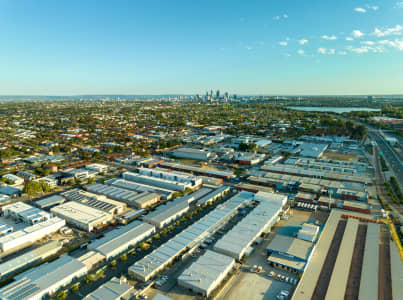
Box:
[368, 131, 403, 187]
[374, 146, 403, 215]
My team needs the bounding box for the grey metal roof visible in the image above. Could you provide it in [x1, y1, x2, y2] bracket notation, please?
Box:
[83, 277, 133, 300]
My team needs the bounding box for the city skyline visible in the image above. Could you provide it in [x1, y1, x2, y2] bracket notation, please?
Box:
[1, 0, 403, 95]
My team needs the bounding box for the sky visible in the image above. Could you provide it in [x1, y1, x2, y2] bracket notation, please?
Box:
[0, 0, 403, 95]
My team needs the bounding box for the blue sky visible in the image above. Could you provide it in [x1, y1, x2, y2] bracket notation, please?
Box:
[0, 0, 402, 95]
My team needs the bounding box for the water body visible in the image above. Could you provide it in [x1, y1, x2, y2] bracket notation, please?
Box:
[287, 106, 381, 114]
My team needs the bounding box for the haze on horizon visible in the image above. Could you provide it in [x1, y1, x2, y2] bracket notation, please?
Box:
[1, 0, 403, 95]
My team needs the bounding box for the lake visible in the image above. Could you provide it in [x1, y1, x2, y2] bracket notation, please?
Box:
[287, 106, 381, 114]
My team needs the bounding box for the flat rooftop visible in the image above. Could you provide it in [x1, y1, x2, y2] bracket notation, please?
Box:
[267, 234, 313, 261]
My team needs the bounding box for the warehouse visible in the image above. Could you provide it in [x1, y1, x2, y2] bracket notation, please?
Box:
[171, 147, 217, 161]
[0, 194, 10, 204]
[159, 162, 233, 180]
[129, 191, 253, 282]
[266, 234, 314, 273]
[123, 169, 202, 192]
[298, 143, 328, 158]
[181, 187, 213, 205]
[0, 217, 65, 252]
[260, 164, 372, 185]
[197, 186, 231, 206]
[0, 255, 87, 300]
[35, 195, 66, 209]
[0, 241, 62, 280]
[0, 186, 21, 198]
[51, 201, 113, 232]
[85, 183, 161, 208]
[0, 223, 13, 236]
[83, 277, 134, 300]
[233, 151, 266, 165]
[61, 189, 127, 214]
[106, 178, 175, 200]
[178, 250, 235, 297]
[214, 192, 286, 260]
[142, 199, 189, 229]
[291, 210, 401, 300]
[294, 192, 317, 203]
[2, 202, 51, 225]
[85, 163, 109, 174]
[235, 182, 274, 194]
[76, 251, 106, 271]
[89, 221, 155, 260]
[297, 223, 320, 242]
[2, 174, 24, 185]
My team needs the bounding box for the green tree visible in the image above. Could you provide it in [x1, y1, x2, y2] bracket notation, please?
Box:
[87, 177, 96, 184]
[23, 181, 43, 196]
[120, 254, 127, 261]
[110, 260, 117, 267]
[57, 290, 68, 300]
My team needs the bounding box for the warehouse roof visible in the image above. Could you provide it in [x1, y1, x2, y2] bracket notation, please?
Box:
[35, 195, 66, 209]
[83, 277, 133, 300]
[178, 250, 234, 294]
[267, 234, 313, 261]
[89, 221, 155, 257]
[51, 201, 111, 224]
[143, 198, 189, 225]
[106, 178, 174, 199]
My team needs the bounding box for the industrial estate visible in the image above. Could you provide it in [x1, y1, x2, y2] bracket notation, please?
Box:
[0, 98, 402, 300]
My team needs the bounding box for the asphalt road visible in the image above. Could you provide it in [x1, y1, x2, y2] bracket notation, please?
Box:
[369, 131, 403, 188]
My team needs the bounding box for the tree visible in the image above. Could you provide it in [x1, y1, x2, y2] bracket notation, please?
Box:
[57, 290, 67, 300]
[120, 254, 127, 261]
[153, 233, 160, 240]
[23, 181, 43, 196]
[87, 177, 96, 184]
[72, 282, 80, 292]
[110, 260, 117, 267]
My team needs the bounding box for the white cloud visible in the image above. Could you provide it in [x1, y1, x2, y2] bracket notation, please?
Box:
[338, 51, 347, 55]
[299, 39, 309, 45]
[352, 30, 365, 38]
[378, 38, 403, 50]
[346, 37, 354, 41]
[355, 7, 367, 13]
[245, 46, 253, 51]
[283, 53, 291, 57]
[279, 41, 288, 46]
[366, 5, 379, 11]
[373, 25, 403, 37]
[347, 45, 385, 54]
[273, 14, 288, 20]
[317, 48, 335, 55]
[321, 34, 337, 40]
[396, 2, 403, 8]
[361, 41, 375, 45]
[297, 49, 305, 55]
[317, 48, 327, 54]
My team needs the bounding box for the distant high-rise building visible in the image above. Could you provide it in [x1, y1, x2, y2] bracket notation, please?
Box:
[368, 95, 373, 102]
[216, 90, 220, 99]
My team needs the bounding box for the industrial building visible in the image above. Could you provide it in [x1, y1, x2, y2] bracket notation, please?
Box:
[260, 164, 372, 185]
[214, 192, 286, 260]
[0, 185, 22, 198]
[0, 223, 13, 236]
[85, 183, 161, 208]
[196, 186, 231, 206]
[123, 169, 202, 192]
[2, 202, 50, 225]
[266, 234, 314, 273]
[297, 223, 320, 242]
[171, 147, 217, 161]
[0, 217, 65, 252]
[83, 277, 134, 300]
[33, 176, 58, 189]
[235, 182, 274, 194]
[89, 221, 155, 260]
[0, 194, 10, 204]
[1, 174, 24, 185]
[34, 195, 66, 209]
[178, 250, 235, 297]
[51, 201, 113, 231]
[159, 162, 233, 180]
[142, 198, 189, 229]
[61, 189, 127, 214]
[129, 191, 253, 282]
[298, 143, 328, 158]
[0, 255, 87, 300]
[85, 163, 109, 174]
[0, 241, 62, 280]
[292, 210, 402, 300]
[232, 151, 266, 165]
[106, 178, 174, 200]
